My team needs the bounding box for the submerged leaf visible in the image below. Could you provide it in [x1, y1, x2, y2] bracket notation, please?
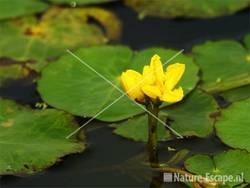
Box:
[165, 149, 190, 166]
[38, 46, 199, 122]
[125, 0, 250, 19]
[0, 99, 85, 175]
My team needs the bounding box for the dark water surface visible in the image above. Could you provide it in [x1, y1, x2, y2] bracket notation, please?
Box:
[1, 1, 249, 188]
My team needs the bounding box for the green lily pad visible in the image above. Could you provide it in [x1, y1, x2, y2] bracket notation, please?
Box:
[48, 0, 117, 5]
[193, 40, 250, 86]
[0, 23, 60, 71]
[215, 98, 250, 151]
[38, 45, 199, 122]
[125, 0, 250, 19]
[221, 34, 250, 102]
[193, 39, 250, 102]
[220, 35, 250, 101]
[185, 150, 250, 187]
[244, 34, 250, 51]
[162, 89, 217, 138]
[0, 0, 48, 20]
[0, 7, 121, 71]
[0, 99, 85, 175]
[112, 89, 217, 141]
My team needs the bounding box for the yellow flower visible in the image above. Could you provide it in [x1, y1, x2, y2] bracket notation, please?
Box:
[120, 70, 145, 102]
[120, 54, 185, 103]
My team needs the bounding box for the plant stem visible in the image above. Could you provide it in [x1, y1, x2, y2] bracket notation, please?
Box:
[146, 100, 160, 167]
[201, 73, 250, 94]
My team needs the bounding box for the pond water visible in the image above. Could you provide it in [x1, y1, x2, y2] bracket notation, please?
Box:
[0, 2, 249, 188]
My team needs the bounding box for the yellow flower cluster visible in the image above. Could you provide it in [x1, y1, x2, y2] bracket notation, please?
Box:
[120, 54, 185, 103]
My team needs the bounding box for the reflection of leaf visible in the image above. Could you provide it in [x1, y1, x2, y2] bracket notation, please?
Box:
[38, 46, 199, 122]
[95, 150, 189, 184]
[0, 99, 85, 175]
[185, 150, 250, 187]
[112, 89, 217, 141]
[0, 0, 48, 20]
[48, 0, 117, 5]
[215, 98, 250, 151]
[193, 38, 250, 102]
[0, 7, 121, 71]
[88, 152, 152, 182]
[125, 0, 250, 19]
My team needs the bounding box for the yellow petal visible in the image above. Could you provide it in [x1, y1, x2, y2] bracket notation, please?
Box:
[142, 65, 155, 85]
[142, 85, 162, 99]
[165, 63, 185, 91]
[160, 87, 184, 103]
[150, 54, 165, 88]
[120, 70, 144, 102]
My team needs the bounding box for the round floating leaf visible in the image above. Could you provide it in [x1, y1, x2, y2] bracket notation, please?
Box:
[185, 150, 250, 187]
[162, 89, 217, 138]
[0, 7, 121, 71]
[0, 99, 85, 175]
[244, 33, 250, 51]
[215, 98, 250, 151]
[193, 40, 250, 85]
[222, 34, 250, 101]
[125, 0, 250, 19]
[38, 45, 199, 122]
[0, 0, 48, 20]
[193, 39, 250, 102]
[48, 0, 117, 5]
[38, 45, 142, 122]
[112, 89, 217, 141]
